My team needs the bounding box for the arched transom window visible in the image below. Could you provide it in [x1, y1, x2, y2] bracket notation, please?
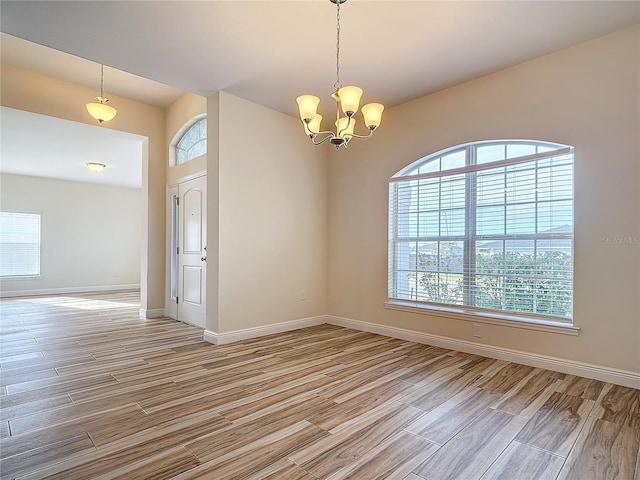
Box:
[175, 117, 207, 165]
[388, 140, 574, 324]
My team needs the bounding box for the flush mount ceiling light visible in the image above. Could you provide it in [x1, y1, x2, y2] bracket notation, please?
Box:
[86, 162, 106, 173]
[86, 64, 117, 123]
[296, 0, 384, 150]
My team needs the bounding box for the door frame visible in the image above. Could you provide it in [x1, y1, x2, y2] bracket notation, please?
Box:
[165, 171, 207, 322]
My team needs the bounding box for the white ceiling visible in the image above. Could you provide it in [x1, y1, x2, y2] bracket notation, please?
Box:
[2, 1, 638, 117]
[0, 1, 638, 188]
[1, 107, 144, 188]
[0, 34, 186, 109]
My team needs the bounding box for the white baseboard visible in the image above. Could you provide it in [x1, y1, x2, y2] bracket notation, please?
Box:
[203, 315, 328, 345]
[327, 315, 640, 390]
[139, 308, 165, 319]
[0, 284, 140, 298]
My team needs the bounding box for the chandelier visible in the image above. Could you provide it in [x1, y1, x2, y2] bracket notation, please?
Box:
[296, 0, 384, 150]
[86, 64, 117, 123]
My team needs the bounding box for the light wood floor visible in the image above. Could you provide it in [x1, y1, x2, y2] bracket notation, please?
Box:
[1, 292, 638, 480]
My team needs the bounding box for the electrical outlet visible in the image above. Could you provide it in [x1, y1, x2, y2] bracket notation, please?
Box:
[300, 290, 307, 300]
[472, 324, 482, 338]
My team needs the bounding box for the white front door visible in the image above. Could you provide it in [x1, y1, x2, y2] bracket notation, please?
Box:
[177, 176, 207, 328]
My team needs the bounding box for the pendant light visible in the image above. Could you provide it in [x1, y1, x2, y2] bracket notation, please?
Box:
[86, 64, 117, 123]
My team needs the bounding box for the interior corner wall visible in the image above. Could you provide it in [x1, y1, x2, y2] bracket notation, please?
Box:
[328, 25, 640, 373]
[0, 64, 167, 313]
[216, 92, 329, 333]
[0, 173, 141, 295]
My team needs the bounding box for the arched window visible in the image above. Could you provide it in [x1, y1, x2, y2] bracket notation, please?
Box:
[175, 117, 207, 165]
[388, 140, 574, 324]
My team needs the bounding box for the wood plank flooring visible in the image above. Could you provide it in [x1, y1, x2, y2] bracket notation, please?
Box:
[1, 291, 639, 480]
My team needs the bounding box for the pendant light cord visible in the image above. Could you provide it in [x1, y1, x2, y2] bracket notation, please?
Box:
[100, 64, 105, 98]
[335, 0, 341, 90]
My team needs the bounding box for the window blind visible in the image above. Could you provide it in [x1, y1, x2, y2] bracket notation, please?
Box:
[389, 142, 574, 322]
[0, 212, 41, 277]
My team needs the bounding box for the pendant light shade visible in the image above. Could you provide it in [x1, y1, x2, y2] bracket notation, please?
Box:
[86, 162, 106, 173]
[337, 86, 363, 116]
[86, 99, 117, 123]
[361, 103, 384, 129]
[296, 95, 321, 122]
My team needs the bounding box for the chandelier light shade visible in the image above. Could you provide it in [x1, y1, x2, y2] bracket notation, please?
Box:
[86, 65, 117, 123]
[296, 0, 384, 150]
[85, 162, 106, 173]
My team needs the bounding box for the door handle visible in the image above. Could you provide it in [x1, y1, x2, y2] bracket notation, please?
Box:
[201, 257, 207, 262]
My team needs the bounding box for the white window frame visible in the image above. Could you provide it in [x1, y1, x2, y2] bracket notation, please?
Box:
[0, 211, 41, 278]
[387, 140, 579, 335]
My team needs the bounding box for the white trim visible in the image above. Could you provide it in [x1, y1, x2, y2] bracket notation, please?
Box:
[203, 315, 328, 345]
[167, 170, 206, 188]
[384, 301, 580, 336]
[327, 315, 640, 389]
[0, 284, 140, 298]
[139, 308, 165, 319]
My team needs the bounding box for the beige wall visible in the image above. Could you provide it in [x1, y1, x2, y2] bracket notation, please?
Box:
[3, 27, 637, 376]
[0, 64, 166, 312]
[216, 92, 328, 332]
[0, 174, 141, 295]
[328, 26, 640, 373]
[166, 93, 207, 184]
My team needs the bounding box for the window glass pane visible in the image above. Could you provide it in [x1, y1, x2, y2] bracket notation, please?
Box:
[505, 169, 536, 203]
[537, 200, 573, 233]
[537, 239, 573, 278]
[441, 150, 466, 170]
[417, 179, 439, 211]
[477, 144, 506, 164]
[537, 162, 573, 202]
[477, 169, 505, 206]
[476, 206, 505, 235]
[397, 212, 418, 237]
[537, 145, 555, 153]
[440, 209, 465, 236]
[392, 241, 416, 299]
[506, 203, 536, 235]
[415, 241, 464, 305]
[440, 175, 465, 209]
[418, 158, 440, 174]
[418, 211, 439, 237]
[534, 280, 572, 318]
[506, 143, 536, 159]
[416, 241, 439, 272]
[397, 181, 418, 213]
[0, 212, 40, 276]
[176, 118, 207, 165]
[395, 241, 415, 271]
[176, 149, 187, 166]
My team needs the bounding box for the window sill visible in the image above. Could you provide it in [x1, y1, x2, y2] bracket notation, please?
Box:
[384, 300, 580, 336]
[0, 274, 41, 279]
